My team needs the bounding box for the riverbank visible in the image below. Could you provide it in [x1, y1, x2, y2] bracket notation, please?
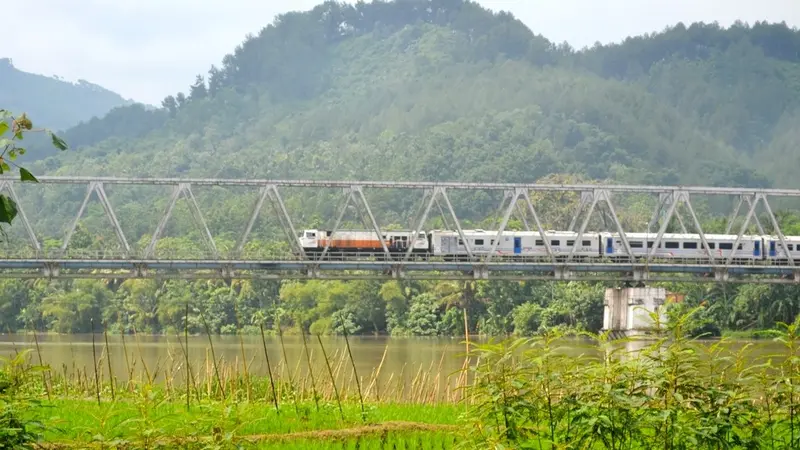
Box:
[3, 312, 799, 449]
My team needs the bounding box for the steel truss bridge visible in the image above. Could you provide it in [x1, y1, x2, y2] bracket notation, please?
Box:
[2, 176, 800, 284]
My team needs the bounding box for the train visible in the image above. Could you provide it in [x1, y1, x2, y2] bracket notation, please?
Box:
[298, 228, 800, 263]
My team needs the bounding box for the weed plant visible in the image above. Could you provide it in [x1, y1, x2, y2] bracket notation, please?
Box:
[462, 308, 800, 449]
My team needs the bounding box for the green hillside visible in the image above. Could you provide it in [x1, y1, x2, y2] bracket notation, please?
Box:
[2, 1, 800, 337]
[0, 58, 132, 132]
[20, 2, 800, 239]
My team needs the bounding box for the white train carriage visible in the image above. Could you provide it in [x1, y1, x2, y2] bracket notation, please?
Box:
[429, 230, 600, 259]
[763, 235, 800, 263]
[600, 232, 764, 261]
[298, 229, 429, 254]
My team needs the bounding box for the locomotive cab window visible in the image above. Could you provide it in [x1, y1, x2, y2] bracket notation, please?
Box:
[305, 232, 316, 238]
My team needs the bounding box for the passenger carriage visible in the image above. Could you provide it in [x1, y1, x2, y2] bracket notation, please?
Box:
[763, 235, 800, 264]
[428, 230, 600, 260]
[600, 232, 764, 262]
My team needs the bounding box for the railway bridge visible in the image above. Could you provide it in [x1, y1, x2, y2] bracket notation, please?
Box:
[1, 176, 800, 285]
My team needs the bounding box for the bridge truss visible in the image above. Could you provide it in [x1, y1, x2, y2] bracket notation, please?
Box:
[1, 176, 800, 284]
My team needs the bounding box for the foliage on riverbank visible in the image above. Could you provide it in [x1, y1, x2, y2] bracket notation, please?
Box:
[1, 307, 799, 448]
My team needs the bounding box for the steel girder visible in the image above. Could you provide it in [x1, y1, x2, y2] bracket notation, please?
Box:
[1, 177, 800, 282]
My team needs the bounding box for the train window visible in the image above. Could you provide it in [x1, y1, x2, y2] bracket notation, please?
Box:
[475, 239, 485, 245]
[647, 241, 653, 248]
[418, 233, 425, 238]
[567, 240, 575, 246]
[458, 239, 464, 245]
[719, 243, 733, 250]
[683, 242, 698, 249]
[708, 243, 716, 249]
[535, 240, 544, 246]
[490, 240, 495, 245]
[582, 240, 591, 246]
[738, 244, 743, 250]
[629, 241, 643, 248]
[789, 244, 794, 251]
[551, 240, 561, 246]
[665, 242, 679, 249]
[305, 232, 316, 238]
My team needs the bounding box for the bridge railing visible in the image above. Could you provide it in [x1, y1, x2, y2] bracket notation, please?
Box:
[0, 247, 791, 267]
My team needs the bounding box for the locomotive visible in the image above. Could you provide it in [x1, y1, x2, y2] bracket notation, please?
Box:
[298, 229, 800, 264]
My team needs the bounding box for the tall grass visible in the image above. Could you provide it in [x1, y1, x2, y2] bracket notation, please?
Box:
[462, 308, 800, 449]
[2, 307, 799, 449]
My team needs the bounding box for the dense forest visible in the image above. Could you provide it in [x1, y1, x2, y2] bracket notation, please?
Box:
[0, 58, 132, 132]
[4, 0, 800, 336]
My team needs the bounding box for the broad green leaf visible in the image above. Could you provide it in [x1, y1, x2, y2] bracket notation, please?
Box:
[18, 148, 25, 155]
[0, 162, 9, 172]
[19, 167, 38, 183]
[7, 149, 15, 161]
[0, 194, 18, 225]
[50, 132, 67, 150]
[0, 121, 7, 136]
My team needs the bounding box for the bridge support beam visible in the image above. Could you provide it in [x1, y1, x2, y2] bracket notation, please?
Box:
[602, 287, 668, 338]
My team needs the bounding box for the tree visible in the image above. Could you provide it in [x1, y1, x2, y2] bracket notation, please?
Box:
[161, 95, 178, 116]
[189, 75, 208, 101]
[0, 110, 67, 229]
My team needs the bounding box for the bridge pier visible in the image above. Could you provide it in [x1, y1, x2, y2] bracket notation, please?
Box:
[602, 286, 668, 339]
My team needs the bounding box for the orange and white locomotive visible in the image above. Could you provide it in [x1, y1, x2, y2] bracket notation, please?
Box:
[299, 229, 429, 256]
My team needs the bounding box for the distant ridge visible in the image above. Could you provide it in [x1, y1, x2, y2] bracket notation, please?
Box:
[0, 57, 132, 131]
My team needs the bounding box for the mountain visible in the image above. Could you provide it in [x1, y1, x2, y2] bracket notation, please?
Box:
[12, 1, 800, 243]
[0, 57, 133, 132]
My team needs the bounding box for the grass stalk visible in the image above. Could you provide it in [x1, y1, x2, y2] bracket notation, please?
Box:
[90, 318, 101, 405]
[300, 326, 320, 412]
[198, 310, 225, 400]
[258, 323, 280, 414]
[277, 320, 300, 416]
[103, 322, 115, 401]
[316, 334, 345, 421]
[340, 316, 365, 421]
[30, 323, 51, 401]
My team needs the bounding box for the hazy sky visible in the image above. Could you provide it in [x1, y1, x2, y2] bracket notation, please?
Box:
[6, 0, 799, 105]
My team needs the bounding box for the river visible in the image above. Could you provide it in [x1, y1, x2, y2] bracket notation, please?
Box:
[0, 333, 790, 402]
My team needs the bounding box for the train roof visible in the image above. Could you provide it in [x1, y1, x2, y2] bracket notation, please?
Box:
[605, 232, 763, 240]
[428, 229, 600, 235]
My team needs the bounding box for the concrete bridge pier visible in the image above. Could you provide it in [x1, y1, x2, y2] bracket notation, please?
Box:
[602, 286, 668, 338]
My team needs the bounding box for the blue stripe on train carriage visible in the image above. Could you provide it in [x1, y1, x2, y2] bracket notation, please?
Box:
[606, 237, 613, 255]
[754, 240, 761, 257]
[514, 237, 522, 254]
[769, 240, 776, 257]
